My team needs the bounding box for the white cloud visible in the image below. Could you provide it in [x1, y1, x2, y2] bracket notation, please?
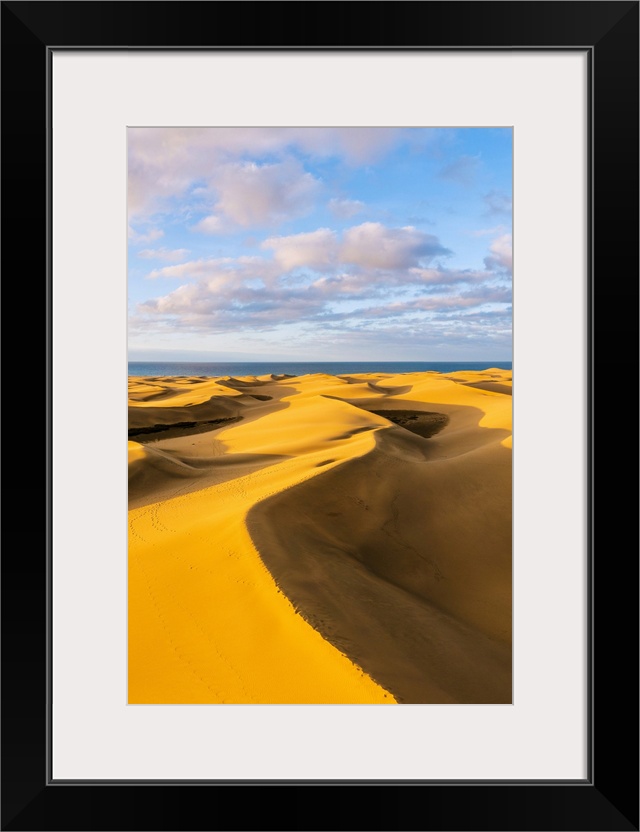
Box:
[303, 127, 401, 164]
[128, 226, 164, 245]
[138, 280, 328, 332]
[340, 222, 450, 269]
[257, 222, 451, 275]
[484, 233, 512, 273]
[359, 286, 512, 318]
[261, 228, 338, 271]
[147, 257, 235, 281]
[212, 159, 320, 227]
[128, 127, 401, 221]
[193, 215, 224, 234]
[328, 197, 365, 219]
[137, 247, 191, 262]
[134, 222, 511, 342]
[147, 255, 279, 286]
[414, 285, 512, 309]
[137, 250, 510, 335]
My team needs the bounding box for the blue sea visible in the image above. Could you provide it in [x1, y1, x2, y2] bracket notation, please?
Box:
[129, 361, 512, 377]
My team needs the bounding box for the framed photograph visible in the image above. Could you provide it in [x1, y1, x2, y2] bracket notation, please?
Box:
[2, 2, 638, 830]
[126, 122, 514, 711]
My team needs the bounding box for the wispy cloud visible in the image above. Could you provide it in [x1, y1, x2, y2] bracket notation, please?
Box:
[146, 257, 234, 281]
[408, 267, 493, 287]
[484, 233, 512, 274]
[259, 222, 450, 273]
[127, 127, 405, 221]
[128, 226, 164, 245]
[340, 223, 450, 269]
[484, 189, 512, 215]
[193, 215, 225, 235]
[328, 197, 365, 219]
[262, 228, 338, 271]
[439, 154, 481, 186]
[135, 230, 510, 339]
[471, 224, 507, 238]
[137, 247, 191, 262]
[212, 159, 321, 227]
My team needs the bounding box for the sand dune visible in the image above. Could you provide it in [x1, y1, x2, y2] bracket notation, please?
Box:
[127, 376, 292, 435]
[460, 381, 512, 395]
[128, 369, 512, 704]
[367, 381, 413, 396]
[128, 437, 289, 511]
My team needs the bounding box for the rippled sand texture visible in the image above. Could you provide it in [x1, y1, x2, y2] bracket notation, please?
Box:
[128, 369, 512, 703]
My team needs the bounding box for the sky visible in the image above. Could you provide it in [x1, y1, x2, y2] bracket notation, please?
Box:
[128, 127, 512, 362]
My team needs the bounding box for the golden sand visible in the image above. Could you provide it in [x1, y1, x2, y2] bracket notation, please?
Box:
[128, 369, 512, 704]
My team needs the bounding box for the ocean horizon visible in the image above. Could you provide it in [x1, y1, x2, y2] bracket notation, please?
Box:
[128, 360, 512, 377]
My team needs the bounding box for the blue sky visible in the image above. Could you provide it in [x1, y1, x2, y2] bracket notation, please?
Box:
[128, 127, 512, 361]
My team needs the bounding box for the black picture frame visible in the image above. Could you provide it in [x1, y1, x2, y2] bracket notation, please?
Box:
[2, 2, 638, 830]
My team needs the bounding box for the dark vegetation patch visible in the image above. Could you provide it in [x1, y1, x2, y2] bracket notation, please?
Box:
[371, 410, 449, 439]
[129, 416, 240, 440]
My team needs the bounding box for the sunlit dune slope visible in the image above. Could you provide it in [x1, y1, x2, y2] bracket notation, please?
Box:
[128, 370, 512, 704]
[128, 376, 395, 703]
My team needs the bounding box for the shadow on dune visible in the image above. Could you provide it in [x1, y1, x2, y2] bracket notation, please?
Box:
[129, 445, 289, 510]
[367, 381, 413, 396]
[128, 383, 296, 438]
[216, 376, 272, 390]
[128, 393, 244, 434]
[369, 410, 449, 439]
[345, 397, 511, 457]
[247, 402, 512, 704]
[129, 416, 240, 440]
[128, 382, 298, 508]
